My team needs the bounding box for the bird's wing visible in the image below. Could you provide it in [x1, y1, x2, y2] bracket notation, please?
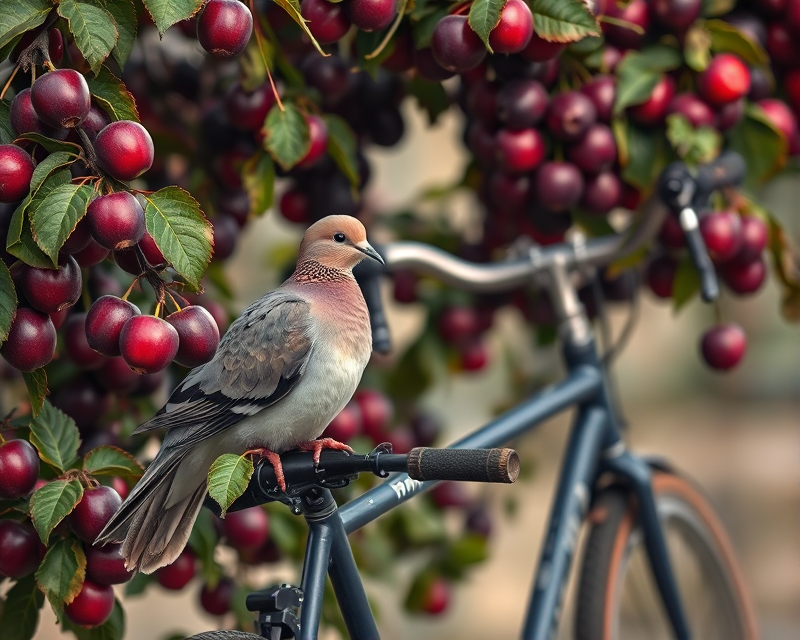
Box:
[132, 291, 314, 448]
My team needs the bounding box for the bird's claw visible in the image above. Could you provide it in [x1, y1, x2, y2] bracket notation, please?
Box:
[245, 447, 287, 492]
[297, 438, 354, 466]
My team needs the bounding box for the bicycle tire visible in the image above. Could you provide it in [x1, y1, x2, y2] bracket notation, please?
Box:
[575, 470, 759, 640]
[185, 632, 264, 639]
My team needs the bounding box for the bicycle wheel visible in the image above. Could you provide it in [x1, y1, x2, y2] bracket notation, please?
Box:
[575, 470, 759, 640]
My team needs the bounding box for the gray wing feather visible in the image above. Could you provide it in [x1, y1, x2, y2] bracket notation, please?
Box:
[132, 291, 314, 447]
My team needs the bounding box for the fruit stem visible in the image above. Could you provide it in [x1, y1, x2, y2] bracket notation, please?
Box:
[0, 65, 19, 100]
[121, 277, 141, 302]
[166, 290, 182, 313]
[75, 127, 101, 175]
[365, 0, 408, 60]
[597, 15, 646, 35]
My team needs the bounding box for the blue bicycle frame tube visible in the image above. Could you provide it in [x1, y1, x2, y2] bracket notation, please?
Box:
[338, 365, 603, 534]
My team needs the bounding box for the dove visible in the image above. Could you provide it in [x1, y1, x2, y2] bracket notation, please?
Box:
[95, 215, 383, 574]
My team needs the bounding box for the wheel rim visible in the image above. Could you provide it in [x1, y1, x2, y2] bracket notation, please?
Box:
[611, 492, 746, 640]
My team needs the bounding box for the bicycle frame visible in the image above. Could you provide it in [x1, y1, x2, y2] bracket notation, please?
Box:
[283, 335, 692, 640]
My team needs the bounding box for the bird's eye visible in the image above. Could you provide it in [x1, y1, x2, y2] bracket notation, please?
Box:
[333, 233, 346, 243]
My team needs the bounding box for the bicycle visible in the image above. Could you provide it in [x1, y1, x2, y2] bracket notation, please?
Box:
[186, 151, 760, 640]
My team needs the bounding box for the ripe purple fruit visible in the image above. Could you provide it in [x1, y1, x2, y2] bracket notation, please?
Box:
[119, 314, 180, 374]
[64, 579, 115, 627]
[0, 308, 56, 371]
[580, 171, 622, 215]
[70, 486, 122, 544]
[700, 323, 746, 370]
[197, 0, 253, 57]
[20, 254, 82, 313]
[565, 123, 617, 174]
[735, 216, 768, 263]
[0, 520, 41, 578]
[344, 0, 399, 32]
[489, 0, 534, 55]
[94, 120, 155, 181]
[86, 543, 134, 585]
[224, 82, 276, 131]
[298, 115, 328, 168]
[166, 305, 221, 368]
[650, 0, 702, 30]
[495, 128, 545, 174]
[700, 211, 742, 264]
[85, 295, 141, 357]
[629, 75, 676, 127]
[580, 75, 616, 123]
[80, 106, 112, 141]
[64, 313, 105, 370]
[431, 16, 487, 74]
[223, 507, 270, 550]
[722, 256, 767, 295]
[157, 550, 197, 590]
[521, 31, 566, 62]
[602, 0, 650, 49]
[200, 577, 235, 616]
[697, 54, 750, 107]
[10, 88, 53, 137]
[667, 93, 716, 128]
[496, 79, 549, 130]
[86, 191, 146, 250]
[30, 69, 91, 128]
[0, 144, 35, 203]
[0, 439, 40, 499]
[301, 0, 352, 44]
[534, 161, 584, 212]
[546, 91, 597, 142]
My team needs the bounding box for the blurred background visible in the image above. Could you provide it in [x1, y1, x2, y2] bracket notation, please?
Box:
[34, 99, 799, 639]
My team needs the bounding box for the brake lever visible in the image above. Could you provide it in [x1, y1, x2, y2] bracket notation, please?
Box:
[353, 247, 392, 354]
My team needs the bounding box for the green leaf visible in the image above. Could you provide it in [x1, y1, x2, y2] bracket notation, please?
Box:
[86, 66, 140, 122]
[272, 0, 328, 57]
[142, 186, 213, 289]
[706, 19, 768, 66]
[726, 104, 787, 188]
[104, 0, 137, 68]
[30, 184, 92, 263]
[0, 99, 14, 144]
[672, 255, 700, 311]
[17, 132, 84, 155]
[30, 479, 85, 544]
[6, 199, 56, 269]
[613, 45, 683, 113]
[684, 23, 711, 71]
[468, 0, 506, 53]
[143, 0, 204, 35]
[324, 114, 360, 189]
[58, 0, 120, 75]
[207, 453, 254, 517]
[701, 0, 735, 17]
[407, 76, 450, 125]
[22, 369, 48, 417]
[241, 151, 275, 219]
[83, 445, 144, 478]
[0, 574, 44, 640]
[0, 261, 17, 345]
[263, 103, 310, 171]
[665, 114, 721, 166]
[30, 152, 78, 194]
[531, 0, 600, 43]
[616, 120, 671, 192]
[36, 538, 87, 609]
[0, 0, 51, 50]
[64, 598, 125, 640]
[29, 401, 82, 473]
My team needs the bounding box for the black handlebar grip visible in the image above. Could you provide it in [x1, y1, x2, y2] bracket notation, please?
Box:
[406, 447, 520, 483]
[692, 151, 746, 208]
[683, 226, 720, 302]
[353, 248, 392, 354]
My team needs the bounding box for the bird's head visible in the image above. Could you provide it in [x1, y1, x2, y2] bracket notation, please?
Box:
[298, 215, 384, 270]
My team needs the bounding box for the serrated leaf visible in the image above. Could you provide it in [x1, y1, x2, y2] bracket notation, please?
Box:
[29, 183, 93, 263]
[727, 104, 787, 188]
[324, 114, 360, 189]
[0, 261, 17, 345]
[241, 152, 275, 218]
[86, 66, 140, 122]
[672, 255, 700, 311]
[17, 132, 84, 155]
[0, 0, 51, 50]
[36, 538, 86, 608]
[143, 0, 204, 35]
[531, 0, 600, 43]
[83, 445, 144, 478]
[103, 0, 137, 68]
[142, 186, 213, 289]
[706, 19, 768, 66]
[207, 454, 254, 517]
[684, 23, 711, 71]
[272, 0, 328, 57]
[0, 99, 14, 144]
[468, 0, 506, 52]
[29, 401, 81, 473]
[6, 198, 57, 269]
[22, 369, 48, 417]
[263, 103, 310, 171]
[407, 76, 450, 125]
[30, 152, 78, 194]
[30, 480, 85, 544]
[0, 574, 44, 640]
[614, 45, 683, 113]
[58, 0, 119, 75]
[64, 598, 125, 640]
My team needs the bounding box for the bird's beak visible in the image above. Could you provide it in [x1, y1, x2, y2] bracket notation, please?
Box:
[354, 241, 385, 265]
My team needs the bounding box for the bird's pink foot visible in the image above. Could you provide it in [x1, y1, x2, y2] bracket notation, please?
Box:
[245, 447, 286, 491]
[297, 438, 354, 466]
